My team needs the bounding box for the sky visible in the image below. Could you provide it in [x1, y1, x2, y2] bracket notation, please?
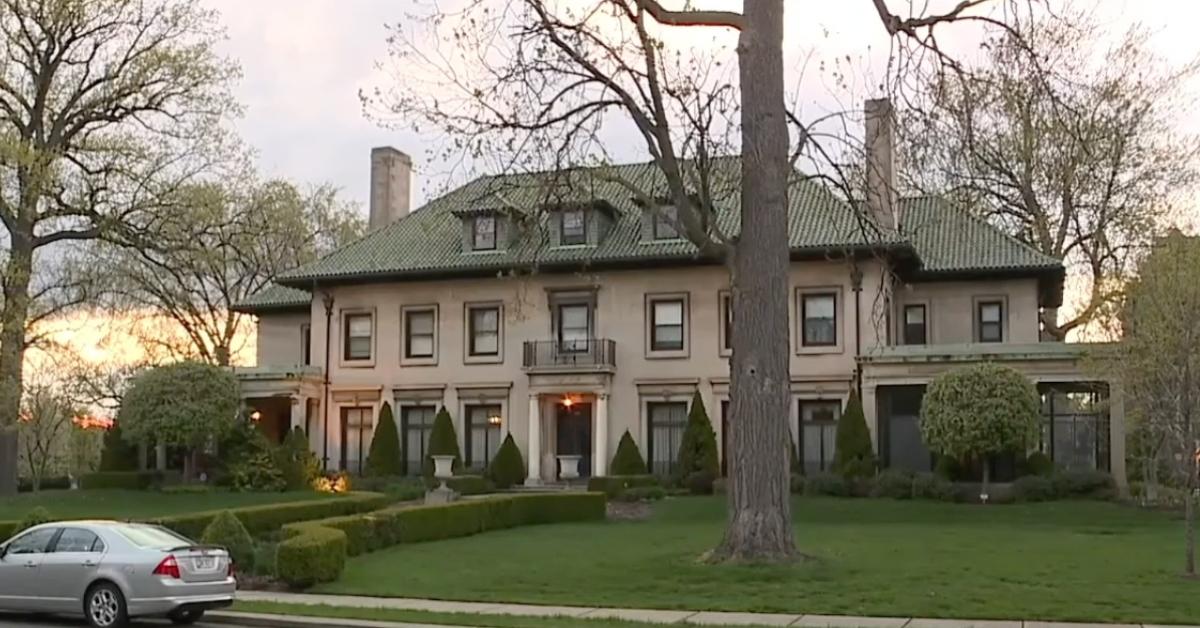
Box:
[203, 0, 1200, 216]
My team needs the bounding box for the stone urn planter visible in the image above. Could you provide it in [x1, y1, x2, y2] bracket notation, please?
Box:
[557, 455, 582, 482]
[426, 455, 459, 504]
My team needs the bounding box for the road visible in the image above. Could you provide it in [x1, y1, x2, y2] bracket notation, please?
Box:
[0, 614, 238, 627]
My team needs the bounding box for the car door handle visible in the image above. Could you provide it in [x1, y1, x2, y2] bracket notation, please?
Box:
[22, 562, 36, 568]
[82, 560, 98, 568]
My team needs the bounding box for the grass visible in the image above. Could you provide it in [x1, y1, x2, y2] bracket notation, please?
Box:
[232, 601, 763, 628]
[318, 496, 1200, 625]
[0, 489, 336, 521]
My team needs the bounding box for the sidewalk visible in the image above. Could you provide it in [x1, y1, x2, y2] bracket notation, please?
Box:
[226, 590, 1200, 628]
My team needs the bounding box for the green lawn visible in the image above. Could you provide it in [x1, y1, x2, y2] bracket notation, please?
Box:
[0, 489, 334, 521]
[319, 496, 1200, 624]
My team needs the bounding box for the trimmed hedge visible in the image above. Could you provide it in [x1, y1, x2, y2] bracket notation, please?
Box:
[1012, 475, 1056, 502]
[80, 470, 180, 490]
[18, 476, 71, 492]
[586, 475, 659, 498]
[870, 469, 916, 499]
[804, 472, 850, 497]
[150, 492, 390, 539]
[441, 475, 492, 495]
[276, 525, 346, 588]
[0, 522, 14, 540]
[277, 492, 607, 586]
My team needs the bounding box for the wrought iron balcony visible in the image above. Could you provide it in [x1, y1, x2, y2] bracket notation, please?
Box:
[522, 339, 617, 371]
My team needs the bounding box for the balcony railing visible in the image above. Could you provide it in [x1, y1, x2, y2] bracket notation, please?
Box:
[523, 339, 617, 371]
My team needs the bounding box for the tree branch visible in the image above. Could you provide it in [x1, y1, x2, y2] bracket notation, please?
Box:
[634, 0, 743, 30]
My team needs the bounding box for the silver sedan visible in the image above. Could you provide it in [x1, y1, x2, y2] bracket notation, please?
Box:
[0, 521, 235, 628]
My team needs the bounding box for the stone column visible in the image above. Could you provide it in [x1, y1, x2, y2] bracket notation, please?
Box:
[593, 392, 609, 477]
[155, 441, 167, 472]
[526, 394, 542, 486]
[290, 396, 306, 432]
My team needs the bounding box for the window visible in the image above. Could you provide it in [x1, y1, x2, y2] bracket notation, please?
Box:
[473, 215, 497, 250]
[561, 209, 587, 245]
[465, 404, 503, 471]
[647, 401, 688, 476]
[343, 313, 372, 361]
[1039, 385, 1109, 471]
[978, 301, 1003, 343]
[903, 304, 927, 345]
[652, 206, 680, 240]
[799, 400, 841, 474]
[720, 292, 733, 353]
[557, 303, 591, 353]
[6, 528, 57, 555]
[340, 407, 373, 474]
[301, 324, 312, 365]
[801, 293, 837, 347]
[650, 298, 685, 352]
[405, 308, 436, 359]
[468, 306, 500, 357]
[112, 524, 190, 550]
[401, 406, 436, 476]
[53, 528, 103, 553]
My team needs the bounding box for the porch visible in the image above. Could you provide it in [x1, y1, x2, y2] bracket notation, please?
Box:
[234, 365, 323, 449]
[525, 373, 612, 484]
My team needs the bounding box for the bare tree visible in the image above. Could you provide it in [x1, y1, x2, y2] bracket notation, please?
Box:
[109, 178, 363, 366]
[17, 371, 76, 491]
[0, 0, 240, 493]
[902, 8, 1200, 339]
[371, 0, 1026, 561]
[1104, 231, 1200, 576]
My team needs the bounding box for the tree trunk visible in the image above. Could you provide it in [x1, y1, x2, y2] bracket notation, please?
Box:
[0, 235, 34, 496]
[711, 0, 796, 563]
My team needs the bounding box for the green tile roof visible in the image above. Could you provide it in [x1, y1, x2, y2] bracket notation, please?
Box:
[233, 283, 311, 313]
[237, 158, 1063, 311]
[900, 196, 1061, 274]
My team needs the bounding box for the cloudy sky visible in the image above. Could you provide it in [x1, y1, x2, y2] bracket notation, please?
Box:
[201, 0, 1200, 218]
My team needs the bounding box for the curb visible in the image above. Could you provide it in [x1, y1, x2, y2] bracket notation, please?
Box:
[207, 610, 464, 628]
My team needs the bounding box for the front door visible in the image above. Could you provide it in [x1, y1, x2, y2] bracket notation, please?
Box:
[556, 402, 593, 478]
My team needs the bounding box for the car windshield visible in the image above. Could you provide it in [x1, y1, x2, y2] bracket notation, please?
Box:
[111, 524, 193, 550]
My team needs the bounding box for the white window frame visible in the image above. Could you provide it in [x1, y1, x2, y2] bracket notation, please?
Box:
[402, 305, 439, 366]
[795, 287, 844, 355]
[464, 302, 504, 364]
[339, 309, 376, 368]
[645, 292, 689, 359]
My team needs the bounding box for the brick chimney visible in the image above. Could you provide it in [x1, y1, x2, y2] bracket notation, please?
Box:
[369, 146, 412, 231]
[864, 98, 898, 233]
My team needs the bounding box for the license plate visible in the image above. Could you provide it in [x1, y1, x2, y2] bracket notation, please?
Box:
[192, 556, 217, 571]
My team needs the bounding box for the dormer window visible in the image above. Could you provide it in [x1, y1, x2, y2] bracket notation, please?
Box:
[561, 208, 587, 245]
[653, 205, 681, 240]
[472, 215, 496, 251]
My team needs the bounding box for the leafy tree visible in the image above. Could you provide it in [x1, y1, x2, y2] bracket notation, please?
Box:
[610, 431, 648, 476]
[110, 179, 363, 365]
[832, 392, 876, 480]
[1100, 231, 1200, 575]
[365, 403, 401, 477]
[118, 362, 240, 481]
[920, 364, 1040, 501]
[675, 392, 719, 484]
[201, 511, 255, 571]
[0, 0, 240, 494]
[15, 507, 52, 534]
[487, 434, 526, 489]
[902, 9, 1199, 339]
[423, 407, 462, 478]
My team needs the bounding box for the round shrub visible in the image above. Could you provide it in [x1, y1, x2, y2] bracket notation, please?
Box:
[870, 469, 915, 499]
[912, 472, 958, 501]
[833, 392, 876, 479]
[1021, 451, 1055, 477]
[921, 364, 1040, 494]
[201, 510, 255, 571]
[487, 433, 526, 489]
[365, 403, 402, 477]
[1012, 475, 1056, 502]
[804, 472, 849, 497]
[15, 507, 53, 534]
[685, 470, 716, 495]
[610, 430, 647, 475]
[276, 526, 347, 588]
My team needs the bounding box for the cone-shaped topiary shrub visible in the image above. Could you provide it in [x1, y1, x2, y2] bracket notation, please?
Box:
[423, 407, 463, 478]
[487, 433, 526, 489]
[365, 402, 402, 477]
[832, 391, 877, 479]
[675, 391, 719, 488]
[609, 430, 647, 475]
[201, 510, 255, 571]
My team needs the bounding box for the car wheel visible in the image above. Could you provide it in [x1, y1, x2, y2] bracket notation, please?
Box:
[168, 609, 205, 625]
[84, 582, 128, 628]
